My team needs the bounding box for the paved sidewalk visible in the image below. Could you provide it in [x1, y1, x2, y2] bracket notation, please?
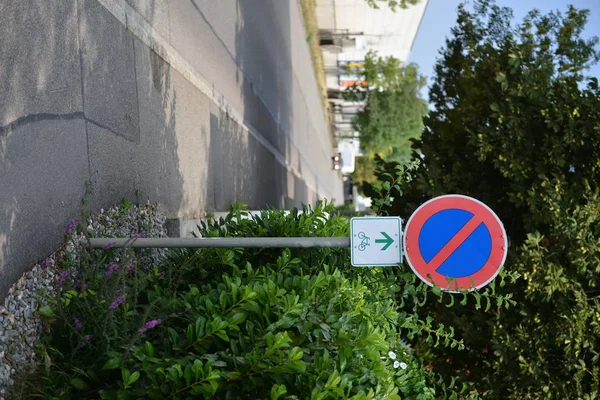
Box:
[0, 0, 343, 297]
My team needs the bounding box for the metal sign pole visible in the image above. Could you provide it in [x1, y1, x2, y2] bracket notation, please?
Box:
[89, 237, 351, 249]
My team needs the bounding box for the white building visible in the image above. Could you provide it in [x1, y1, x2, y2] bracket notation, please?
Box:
[316, 0, 429, 172]
[316, 0, 429, 91]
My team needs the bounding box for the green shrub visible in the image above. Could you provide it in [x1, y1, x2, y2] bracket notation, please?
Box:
[362, 1, 600, 397]
[18, 202, 511, 399]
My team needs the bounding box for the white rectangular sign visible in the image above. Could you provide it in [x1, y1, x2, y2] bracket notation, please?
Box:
[351, 217, 403, 266]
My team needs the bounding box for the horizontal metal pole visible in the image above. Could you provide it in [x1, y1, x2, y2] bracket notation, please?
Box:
[90, 237, 351, 249]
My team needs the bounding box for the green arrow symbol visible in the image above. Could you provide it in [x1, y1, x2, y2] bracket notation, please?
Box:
[375, 232, 394, 251]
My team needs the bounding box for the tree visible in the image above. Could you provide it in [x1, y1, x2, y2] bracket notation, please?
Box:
[346, 52, 428, 161]
[351, 155, 377, 190]
[365, 0, 421, 12]
[365, 1, 600, 398]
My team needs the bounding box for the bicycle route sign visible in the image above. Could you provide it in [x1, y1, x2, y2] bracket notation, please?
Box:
[351, 217, 402, 266]
[403, 194, 508, 292]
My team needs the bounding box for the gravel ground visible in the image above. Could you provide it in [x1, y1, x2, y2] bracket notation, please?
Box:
[0, 204, 168, 395]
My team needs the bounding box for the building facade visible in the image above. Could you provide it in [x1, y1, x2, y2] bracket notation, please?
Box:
[316, 0, 429, 150]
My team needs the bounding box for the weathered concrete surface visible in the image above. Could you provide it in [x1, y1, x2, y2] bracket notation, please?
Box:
[0, 0, 343, 297]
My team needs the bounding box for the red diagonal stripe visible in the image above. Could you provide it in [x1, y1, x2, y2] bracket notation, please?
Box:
[423, 216, 485, 274]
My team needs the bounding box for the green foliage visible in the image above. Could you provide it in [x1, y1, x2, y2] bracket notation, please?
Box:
[364, 0, 421, 12]
[345, 51, 428, 161]
[19, 202, 506, 399]
[365, 1, 600, 398]
[351, 156, 377, 189]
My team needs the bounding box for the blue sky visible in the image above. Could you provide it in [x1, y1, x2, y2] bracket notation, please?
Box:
[408, 0, 600, 100]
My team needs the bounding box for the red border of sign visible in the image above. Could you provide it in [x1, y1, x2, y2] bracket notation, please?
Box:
[403, 195, 508, 292]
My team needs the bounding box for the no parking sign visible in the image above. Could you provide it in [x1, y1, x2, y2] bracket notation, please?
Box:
[403, 195, 507, 292]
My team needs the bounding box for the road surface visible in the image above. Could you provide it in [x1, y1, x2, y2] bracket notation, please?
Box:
[0, 0, 343, 296]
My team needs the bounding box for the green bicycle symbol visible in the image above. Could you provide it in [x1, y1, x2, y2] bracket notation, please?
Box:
[358, 231, 371, 251]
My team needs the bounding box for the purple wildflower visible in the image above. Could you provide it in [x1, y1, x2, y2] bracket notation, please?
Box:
[127, 259, 138, 272]
[133, 232, 145, 238]
[104, 262, 119, 278]
[56, 270, 73, 286]
[102, 242, 114, 250]
[115, 288, 121, 295]
[75, 279, 88, 292]
[138, 319, 163, 334]
[74, 319, 83, 330]
[40, 258, 51, 268]
[84, 335, 91, 341]
[65, 219, 78, 234]
[109, 295, 126, 310]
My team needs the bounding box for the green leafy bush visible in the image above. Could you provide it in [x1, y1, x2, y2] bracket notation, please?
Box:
[18, 203, 431, 399]
[18, 201, 516, 399]
[362, 1, 600, 398]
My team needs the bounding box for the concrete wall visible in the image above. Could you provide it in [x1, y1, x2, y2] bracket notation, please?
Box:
[0, 0, 343, 298]
[315, 0, 336, 30]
